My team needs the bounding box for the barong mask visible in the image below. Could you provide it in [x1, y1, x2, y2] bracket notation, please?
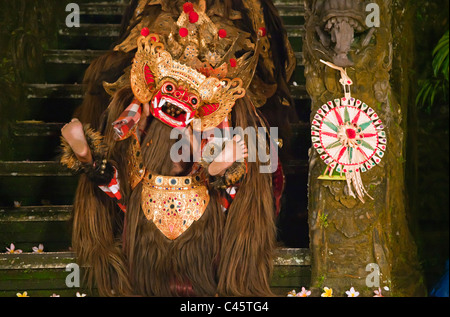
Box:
[130, 1, 263, 131]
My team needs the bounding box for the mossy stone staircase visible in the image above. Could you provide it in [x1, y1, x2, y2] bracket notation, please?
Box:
[0, 0, 312, 297]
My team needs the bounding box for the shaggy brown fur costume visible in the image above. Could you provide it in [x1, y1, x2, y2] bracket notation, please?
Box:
[66, 0, 295, 297]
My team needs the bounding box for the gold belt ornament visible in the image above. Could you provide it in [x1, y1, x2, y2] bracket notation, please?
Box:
[141, 171, 210, 240]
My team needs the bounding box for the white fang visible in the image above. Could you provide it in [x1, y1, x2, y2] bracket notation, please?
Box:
[185, 112, 194, 125]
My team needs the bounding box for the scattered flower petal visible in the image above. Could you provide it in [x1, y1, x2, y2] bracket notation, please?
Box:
[50, 293, 60, 297]
[16, 291, 29, 297]
[32, 244, 44, 253]
[373, 287, 384, 297]
[287, 290, 297, 297]
[345, 287, 360, 297]
[321, 287, 333, 297]
[298, 287, 311, 297]
[76, 292, 86, 297]
[6, 243, 22, 254]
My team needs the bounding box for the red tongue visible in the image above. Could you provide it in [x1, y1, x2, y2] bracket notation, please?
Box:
[177, 113, 187, 122]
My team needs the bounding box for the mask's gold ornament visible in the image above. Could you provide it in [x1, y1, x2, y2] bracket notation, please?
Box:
[141, 170, 210, 240]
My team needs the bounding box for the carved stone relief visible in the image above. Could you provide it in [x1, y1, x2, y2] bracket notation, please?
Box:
[303, 0, 426, 296]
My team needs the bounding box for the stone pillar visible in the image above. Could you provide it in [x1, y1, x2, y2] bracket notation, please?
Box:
[303, 0, 426, 296]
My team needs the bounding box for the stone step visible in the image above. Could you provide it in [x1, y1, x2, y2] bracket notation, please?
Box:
[58, 23, 305, 39]
[76, 2, 305, 18]
[0, 248, 311, 297]
[0, 159, 307, 177]
[78, 3, 128, 17]
[0, 163, 79, 206]
[0, 161, 71, 177]
[58, 23, 120, 38]
[41, 50, 303, 86]
[71, 1, 305, 19]
[44, 49, 304, 66]
[10, 121, 65, 138]
[0, 159, 308, 208]
[44, 49, 108, 65]
[290, 83, 309, 99]
[295, 52, 304, 66]
[24, 83, 307, 101]
[0, 206, 72, 253]
[285, 25, 305, 38]
[74, 1, 305, 14]
[0, 205, 72, 222]
[0, 252, 81, 297]
[274, 3, 305, 18]
[25, 84, 84, 100]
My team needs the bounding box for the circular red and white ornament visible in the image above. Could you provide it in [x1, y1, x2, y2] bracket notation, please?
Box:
[311, 95, 387, 203]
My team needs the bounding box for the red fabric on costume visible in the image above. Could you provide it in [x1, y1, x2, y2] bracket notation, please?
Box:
[98, 167, 127, 212]
[112, 100, 142, 140]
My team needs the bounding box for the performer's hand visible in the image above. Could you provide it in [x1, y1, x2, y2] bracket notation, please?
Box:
[61, 118, 93, 164]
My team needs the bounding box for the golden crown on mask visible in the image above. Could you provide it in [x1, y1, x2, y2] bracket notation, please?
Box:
[108, 0, 266, 131]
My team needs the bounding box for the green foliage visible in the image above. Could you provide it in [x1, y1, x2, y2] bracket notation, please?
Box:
[318, 212, 329, 228]
[315, 275, 325, 289]
[0, 57, 14, 85]
[432, 30, 449, 80]
[416, 30, 449, 110]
